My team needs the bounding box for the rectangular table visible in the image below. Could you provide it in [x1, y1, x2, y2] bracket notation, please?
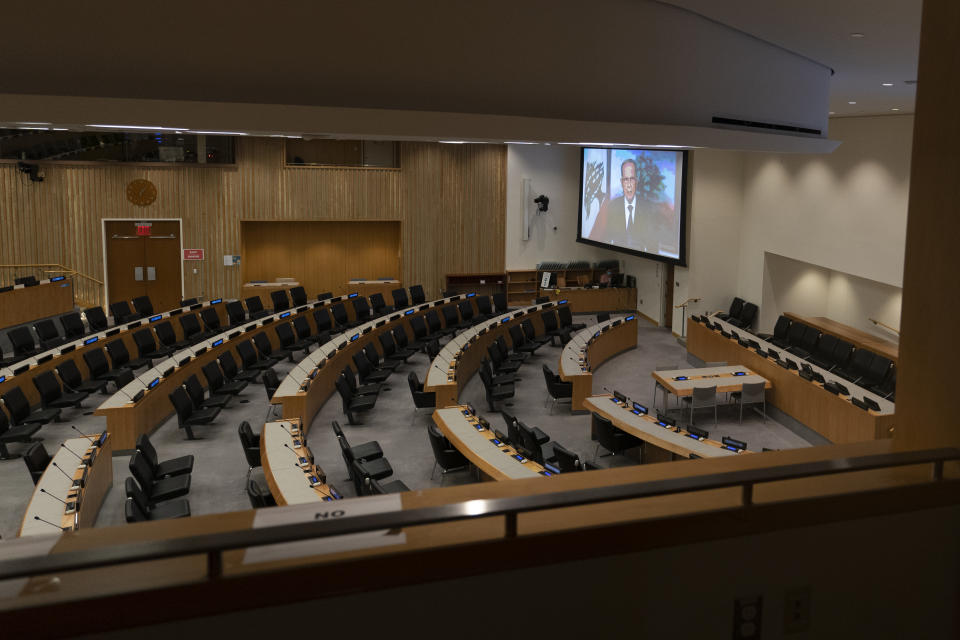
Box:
[652, 365, 771, 398]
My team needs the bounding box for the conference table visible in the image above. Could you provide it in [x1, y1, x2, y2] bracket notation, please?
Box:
[272, 294, 473, 432]
[433, 406, 553, 480]
[260, 419, 341, 504]
[687, 313, 895, 443]
[424, 301, 566, 408]
[94, 296, 350, 450]
[652, 364, 771, 400]
[18, 433, 113, 536]
[541, 287, 637, 314]
[0, 298, 229, 419]
[559, 314, 639, 412]
[585, 395, 746, 462]
[0, 277, 74, 330]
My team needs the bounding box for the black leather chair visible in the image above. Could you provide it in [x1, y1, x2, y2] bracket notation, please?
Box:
[237, 421, 261, 479]
[442, 305, 468, 333]
[128, 451, 191, 503]
[728, 302, 758, 329]
[391, 288, 409, 310]
[380, 331, 416, 363]
[335, 375, 377, 424]
[332, 420, 384, 480]
[759, 315, 791, 347]
[292, 316, 321, 346]
[557, 305, 586, 331]
[363, 343, 400, 374]
[341, 366, 382, 397]
[56, 359, 108, 395]
[475, 295, 495, 320]
[2, 386, 60, 427]
[168, 387, 220, 439]
[593, 413, 640, 460]
[486, 344, 522, 375]
[132, 295, 153, 318]
[313, 308, 333, 334]
[218, 350, 262, 383]
[185, 374, 230, 410]
[180, 298, 199, 307]
[271, 289, 290, 311]
[426, 309, 455, 337]
[7, 326, 38, 359]
[368, 477, 410, 494]
[351, 458, 395, 496]
[0, 408, 41, 460]
[407, 372, 436, 414]
[237, 339, 280, 372]
[154, 320, 192, 351]
[351, 296, 372, 323]
[33, 319, 65, 349]
[136, 434, 194, 478]
[409, 284, 426, 305]
[522, 319, 551, 347]
[289, 286, 308, 307]
[275, 322, 311, 357]
[226, 300, 246, 327]
[492, 292, 509, 314]
[23, 442, 51, 483]
[352, 351, 391, 384]
[125, 480, 190, 522]
[106, 338, 151, 372]
[84, 306, 109, 332]
[133, 328, 176, 362]
[478, 367, 514, 411]
[244, 296, 269, 320]
[509, 324, 543, 355]
[32, 370, 88, 410]
[202, 360, 248, 397]
[370, 293, 392, 316]
[178, 313, 211, 344]
[808, 333, 839, 370]
[59, 312, 86, 341]
[717, 297, 744, 321]
[551, 442, 584, 472]
[200, 308, 221, 333]
[109, 300, 138, 324]
[316, 292, 333, 302]
[542, 365, 572, 413]
[427, 423, 469, 485]
[247, 476, 277, 508]
[481, 358, 517, 386]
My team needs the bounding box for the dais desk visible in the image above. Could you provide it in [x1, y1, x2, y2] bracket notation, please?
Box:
[542, 287, 636, 313]
[0, 277, 74, 330]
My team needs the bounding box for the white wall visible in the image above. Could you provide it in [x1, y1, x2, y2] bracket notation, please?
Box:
[505, 145, 745, 328]
[759, 253, 902, 343]
[738, 116, 913, 318]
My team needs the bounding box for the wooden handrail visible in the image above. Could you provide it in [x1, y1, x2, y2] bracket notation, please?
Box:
[869, 317, 901, 335]
[674, 297, 701, 309]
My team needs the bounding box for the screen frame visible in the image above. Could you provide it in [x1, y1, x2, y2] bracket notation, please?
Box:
[575, 147, 689, 267]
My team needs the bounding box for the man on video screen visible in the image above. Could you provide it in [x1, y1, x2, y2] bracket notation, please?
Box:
[587, 152, 680, 257]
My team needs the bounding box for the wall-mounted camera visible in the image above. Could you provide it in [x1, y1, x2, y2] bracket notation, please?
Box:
[533, 194, 549, 213]
[17, 161, 44, 183]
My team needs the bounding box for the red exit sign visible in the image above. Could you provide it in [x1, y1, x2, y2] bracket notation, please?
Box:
[183, 249, 204, 260]
[135, 223, 152, 236]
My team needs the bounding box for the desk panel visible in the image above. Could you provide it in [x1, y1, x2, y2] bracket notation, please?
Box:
[559, 315, 639, 411]
[542, 287, 636, 313]
[0, 279, 74, 330]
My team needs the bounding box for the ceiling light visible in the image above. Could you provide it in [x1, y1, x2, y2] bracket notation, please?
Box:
[829, 111, 835, 115]
[52, 128, 68, 131]
[504, 141, 538, 145]
[850, 32, 865, 38]
[18, 126, 49, 130]
[891, 108, 901, 111]
[190, 130, 248, 136]
[88, 124, 184, 131]
[848, 101, 857, 105]
[439, 140, 465, 144]
[16, 121, 50, 125]
[882, 82, 894, 87]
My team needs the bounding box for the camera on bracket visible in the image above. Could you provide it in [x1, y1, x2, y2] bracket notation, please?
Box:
[533, 194, 549, 213]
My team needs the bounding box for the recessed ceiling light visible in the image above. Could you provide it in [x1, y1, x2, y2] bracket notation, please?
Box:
[882, 82, 894, 87]
[848, 101, 857, 105]
[829, 111, 835, 115]
[88, 124, 184, 131]
[850, 32, 865, 38]
[891, 108, 901, 111]
[190, 130, 248, 136]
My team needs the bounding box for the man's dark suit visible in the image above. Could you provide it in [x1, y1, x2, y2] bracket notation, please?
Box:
[589, 195, 678, 255]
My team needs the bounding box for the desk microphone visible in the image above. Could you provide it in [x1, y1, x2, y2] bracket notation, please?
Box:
[284, 443, 307, 464]
[280, 423, 298, 439]
[51, 462, 76, 484]
[39, 489, 69, 506]
[33, 516, 66, 531]
[60, 443, 87, 463]
[71, 426, 98, 445]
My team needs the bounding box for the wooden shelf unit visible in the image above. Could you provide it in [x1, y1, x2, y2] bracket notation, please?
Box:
[506, 270, 539, 306]
[444, 272, 506, 297]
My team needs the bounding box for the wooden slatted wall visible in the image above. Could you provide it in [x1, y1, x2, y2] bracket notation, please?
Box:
[0, 138, 506, 304]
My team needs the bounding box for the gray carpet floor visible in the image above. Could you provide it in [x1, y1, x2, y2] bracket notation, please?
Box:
[0, 315, 814, 539]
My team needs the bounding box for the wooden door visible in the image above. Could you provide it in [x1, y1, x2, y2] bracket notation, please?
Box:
[105, 220, 182, 311]
[663, 263, 674, 330]
[143, 221, 182, 312]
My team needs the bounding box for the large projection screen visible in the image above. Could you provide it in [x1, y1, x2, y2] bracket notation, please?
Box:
[576, 147, 688, 266]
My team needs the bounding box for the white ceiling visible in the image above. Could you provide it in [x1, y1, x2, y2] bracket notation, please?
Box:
[662, 0, 921, 116]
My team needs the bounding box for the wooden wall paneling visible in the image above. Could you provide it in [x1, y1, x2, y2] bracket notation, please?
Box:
[0, 137, 506, 313]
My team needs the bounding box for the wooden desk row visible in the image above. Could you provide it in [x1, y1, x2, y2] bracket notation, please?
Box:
[18, 433, 113, 537]
[585, 395, 746, 462]
[272, 294, 473, 433]
[784, 312, 899, 365]
[559, 314, 639, 411]
[0, 277, 74, 330]
[424, 301, 567, 408]
[541, 287, 636, 314]
[0, 299, 229, 412]
[687, 314, 895, 443]
[93, 295, 360, 451]
[433, 406, 552, 480]
[260, 419, 341, 505]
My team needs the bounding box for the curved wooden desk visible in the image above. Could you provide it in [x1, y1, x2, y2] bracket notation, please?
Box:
[585, 395, 745, 462]
[0, 277, 74, 330]
[0, 299, 228, 413]
[18, 432, 113, 536]
[559, 314, 639, 412]
[784, 312, 899, 365]
[94, 298, 340, 450]
[272, 295, 473, 433]
[687, 313, 895, 443]
[424, 301, 566, 408]
[433, 406, 551, 480]
[260, 419, 340, 504]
